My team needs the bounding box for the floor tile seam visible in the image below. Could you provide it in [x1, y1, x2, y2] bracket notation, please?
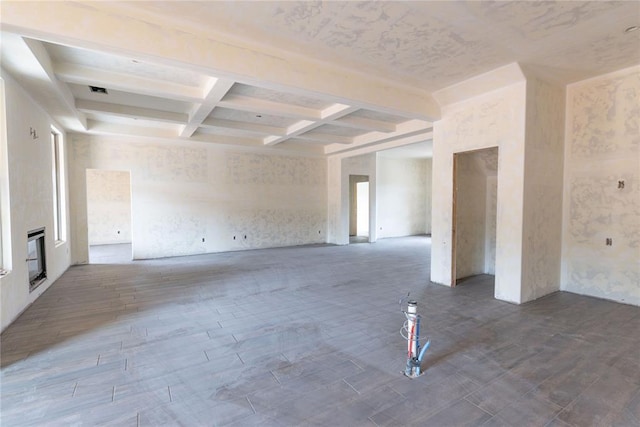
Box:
[543, 413, 574, 427]
[375, 393, 459, 426]
[462, 394, 501, 417]
[517, 388, 565, 415]
[477, 369, 538, 397]
[417, 396, 495, 425]
[552, 367, 606, 416]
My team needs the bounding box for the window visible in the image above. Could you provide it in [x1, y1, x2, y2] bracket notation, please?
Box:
[0, 77, 10, 275]
[51, 127, 65, 242]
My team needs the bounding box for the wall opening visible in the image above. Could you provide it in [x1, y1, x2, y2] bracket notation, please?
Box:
[349, 174, 369, 243]
[86, 169, 133, 263]
[452, 147, 498, 285]
[356, 181, 369, 237]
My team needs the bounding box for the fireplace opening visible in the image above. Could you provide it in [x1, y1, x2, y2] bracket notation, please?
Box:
[27, 227, 46, 291]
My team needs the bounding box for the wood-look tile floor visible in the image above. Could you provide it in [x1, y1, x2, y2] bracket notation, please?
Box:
[1, 237, 639, 426]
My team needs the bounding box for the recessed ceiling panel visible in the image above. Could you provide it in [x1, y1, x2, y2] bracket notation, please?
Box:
[209, 107, 297, 128]
[196, 125, 264, 138]
[70, 83, 191, 114]
[283, 137, 331, 146]
[44, 41, 207, 88]
[86, 112, 181, 130]
[229, 83, 332, 110]
[306, 124, 365, 138]
[345, 110, 407, 125]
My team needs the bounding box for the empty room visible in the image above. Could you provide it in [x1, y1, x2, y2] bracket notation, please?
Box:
[1, 1, 639, 426]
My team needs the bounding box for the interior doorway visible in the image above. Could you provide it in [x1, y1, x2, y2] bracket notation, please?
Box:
[349, 174, 369, 243]
[452, 147, 498, 285]
[86, 169, 133, 263]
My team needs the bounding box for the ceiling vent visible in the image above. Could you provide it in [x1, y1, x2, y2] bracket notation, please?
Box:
[89, 86, 108, 94]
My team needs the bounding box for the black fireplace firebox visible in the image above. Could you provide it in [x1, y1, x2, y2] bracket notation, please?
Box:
[27, 227, 46, 291]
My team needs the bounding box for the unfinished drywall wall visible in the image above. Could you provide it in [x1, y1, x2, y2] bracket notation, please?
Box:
[377, 156, 430, 238]
[327, 156, 342, 244]
[485, 175, 497, 275]
[0, 71, 71, 332]
[432, 80, 527, 303]
[69, 135, 327, 261]
[563, 66, 640, 306]
[86, 169, 131, 245]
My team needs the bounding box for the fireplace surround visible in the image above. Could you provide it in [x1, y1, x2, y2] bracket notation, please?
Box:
[27, 227, 46, 291]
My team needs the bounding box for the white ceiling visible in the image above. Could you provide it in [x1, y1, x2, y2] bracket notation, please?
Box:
[1, 1, 638, 157]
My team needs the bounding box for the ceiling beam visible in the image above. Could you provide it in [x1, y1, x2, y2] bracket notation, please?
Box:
[23, 38, 88, 130]
[328, 130, 434, 159]
[324, 119, 433, 155]
[264, 104, 358, 146]
[76, 99, 188, 124]
[293, 133, 353, 145]
[179, 77, 234, 137]
[54, 62, 203, 103]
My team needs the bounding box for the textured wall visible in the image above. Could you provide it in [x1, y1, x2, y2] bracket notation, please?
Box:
[432, 82, 527, 303]
[562, 66, 640, 305]
[485, 176, 498, 275]
[326, 156, 342, 244]
[377, 157, 430, 238]
[69, 135, 327, 260]
[521, 77, 565, 301]
[0, 72, 71, 332]
[86, 169, 131, 245]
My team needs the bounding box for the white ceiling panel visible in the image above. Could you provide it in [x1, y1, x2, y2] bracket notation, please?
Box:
[229, 83, 333, 110]
[44, 41, 207, 88]
[208, 107, 296, 128]
[69, 83, 191, 114]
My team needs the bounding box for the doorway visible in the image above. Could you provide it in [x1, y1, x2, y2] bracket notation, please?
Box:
[86, 169, 133, 263]
[349, 175, 369, 243]
[452, 147, 498, 285]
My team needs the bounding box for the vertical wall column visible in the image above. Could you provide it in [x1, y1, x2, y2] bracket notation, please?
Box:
[520, 77, 565, 301]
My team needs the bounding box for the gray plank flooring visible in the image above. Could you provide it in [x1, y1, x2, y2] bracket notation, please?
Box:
[1, 236, 638, 426]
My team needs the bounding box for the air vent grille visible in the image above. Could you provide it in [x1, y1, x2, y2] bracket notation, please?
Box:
[89, 86, 108, 94]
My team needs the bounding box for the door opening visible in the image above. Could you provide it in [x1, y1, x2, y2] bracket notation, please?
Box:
[356, 181, 369, 237]
[86, 169, 133, 263]
[349, 174, 369, 243]
[452, 147, 498, 285]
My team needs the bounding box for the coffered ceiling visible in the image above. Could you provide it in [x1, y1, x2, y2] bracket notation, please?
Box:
[1, 1, 639, 156]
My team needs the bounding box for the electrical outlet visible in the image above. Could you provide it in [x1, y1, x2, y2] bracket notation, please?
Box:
[618, 180, 625, 189]
[606, 238, 613, 246]
[202, 238, 205, 242]
[244, 235, 247, 239]
[233, 236, 236, 240]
